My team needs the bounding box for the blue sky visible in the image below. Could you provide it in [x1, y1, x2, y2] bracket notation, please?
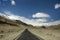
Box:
[0, 0, 60, 26]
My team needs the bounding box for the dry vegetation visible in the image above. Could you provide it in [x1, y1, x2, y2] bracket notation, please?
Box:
[0, 15, 60, 40]
[0, 23, 60, 40]
[27, 26, 60, 40]
[0, 24, 26, 40]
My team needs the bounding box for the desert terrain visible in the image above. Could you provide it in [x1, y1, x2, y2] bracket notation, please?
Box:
[0, 15, 60, 40]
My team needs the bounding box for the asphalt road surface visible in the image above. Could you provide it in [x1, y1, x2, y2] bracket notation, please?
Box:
[14, 29, 44, 40]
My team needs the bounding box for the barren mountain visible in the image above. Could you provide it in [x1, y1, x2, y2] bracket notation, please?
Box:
[0, 15, 60, 40]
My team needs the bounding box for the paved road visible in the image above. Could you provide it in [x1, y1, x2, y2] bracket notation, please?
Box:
[14, 29, 44, 40]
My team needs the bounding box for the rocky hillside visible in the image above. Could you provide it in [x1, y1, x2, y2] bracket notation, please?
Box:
[0, 15, 33, 27]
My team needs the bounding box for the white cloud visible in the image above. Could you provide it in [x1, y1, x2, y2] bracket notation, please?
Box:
[32, 12, 50, 18]
[32, 12, 51, 23]
[35, 19, 48, 23]
[0, 13, 6, 17]
[4, 11, 14, 16]
[8, 15, 20, 20]
[11, 0, 16, 5]
[48, 20, 60, 26]
[55, 3, 60, 9]
[0, 13, 9, 19]
[0, 11, 60, 27]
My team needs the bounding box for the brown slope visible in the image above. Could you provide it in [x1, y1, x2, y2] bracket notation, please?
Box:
[47, 24, 60, 29]
[0, 15, 18, 26]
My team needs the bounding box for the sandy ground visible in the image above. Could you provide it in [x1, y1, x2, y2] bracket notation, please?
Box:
[28, 27, 60, 40]
[0, 24, 26, 40]
[0, 25, 60, 40]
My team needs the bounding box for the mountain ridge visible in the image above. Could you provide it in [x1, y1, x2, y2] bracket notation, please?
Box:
[0, 15, 60, 29]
